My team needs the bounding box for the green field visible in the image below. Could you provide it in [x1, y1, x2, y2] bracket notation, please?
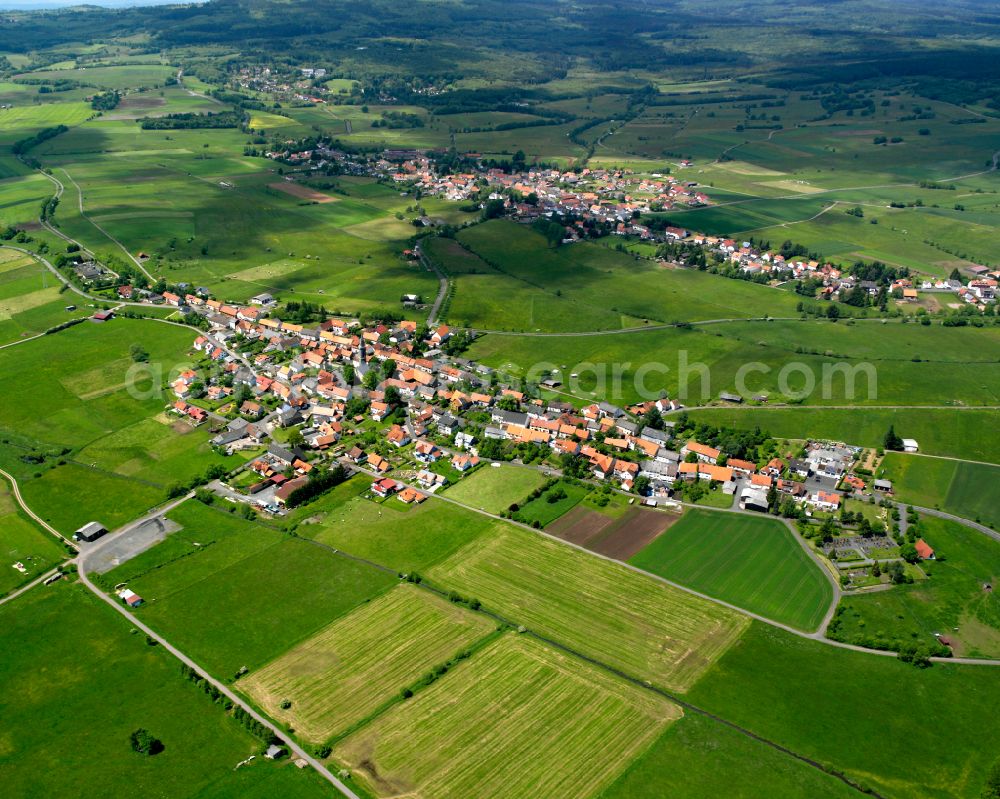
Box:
[435, 220, 804, 332]
[23, 120, 439, 309]
[0, 582, 334, 799]
[512, 479, 591, 527]
[428, 526, 748, 690]
[102, 501, 397, 676]
[687, 622, 1000, 799]
[292, 478, 499, 571]
[630, 509, 834, 631]
[686, 406, 1000, 464]
[600, 712, 857, 799]
[336, 634, 681, 799]
[0, 478, 66, 596]
[441, 464, 548, 514]
[879, 454, 1000, 530]
[0, 248, 75, 346]
[829, 516, 1000, 658]
[242, 584, 494, 743]
[466, 320, 1000, 407]
[0, 319, 241, 532]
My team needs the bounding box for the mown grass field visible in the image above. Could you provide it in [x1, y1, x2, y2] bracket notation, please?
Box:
[292, 477, 498, 571]
[336, 633, 681, 799]
[428, 526, 748, 690]
[0, 320, 240, 532]
[104, 501, 396, 676]
[0, 582, 333, 799]
[686, 406, 1000, 464]
[0, 248, 75, 346]
[242, 584, 494, 743]
[830, 516, 1000, 658]
[441, 464, 547, 514]
[879, 454, 1000, 530]
[630, 509, 833, 631]
[0, 478, 66, 596]
[687, 622, 1000, 799]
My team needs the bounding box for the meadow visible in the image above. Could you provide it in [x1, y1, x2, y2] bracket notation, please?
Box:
[0, 582, 334, 799]
[25, 118, 438, 311]
[0, 319, 240, 532]
[336, 633, 681, 799]
[0, 247, 75, 346]
[292, 478, 499, 571]
[686, 622, 1000, 799]
[879, 454, 1000, 530]
[685, 406, 1000, 463]
[0, 478, 66, 596]
[444, 220, 804, 331]
[428, 526, 749, 691]
[466, 320, 1000, 407]
[829, 516, 1000, 658]
[104, 501, 397, 676]
[242, 584, 494, 743]
[441, 464, 547, 514]
[599, 712, 857, 799]
[630, 509, 834, 631]
[512, 478, 591, 527]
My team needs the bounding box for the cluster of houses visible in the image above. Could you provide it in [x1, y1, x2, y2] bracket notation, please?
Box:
[389, 157, 710, 223]
[261, 141, 711, 234]
[151, 294, 915, 523]
[688, 237, 997, 309]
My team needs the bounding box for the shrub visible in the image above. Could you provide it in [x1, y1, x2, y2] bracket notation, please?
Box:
[129, 728, 164, 756]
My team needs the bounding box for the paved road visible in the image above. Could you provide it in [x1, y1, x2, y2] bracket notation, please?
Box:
[912, 505, 1000, 544]
[70, 495, 362, 799]
[0, 567, 65, 608]
[465, 313, 998, 338]
[77, 552, 361, 798]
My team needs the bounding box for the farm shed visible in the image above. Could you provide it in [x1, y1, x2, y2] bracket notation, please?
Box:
[74, 521, 107, 542]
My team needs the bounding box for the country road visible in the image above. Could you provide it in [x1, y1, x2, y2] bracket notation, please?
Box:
[0, 567, 65, 608]
[418, 246, 449, 327]
[66, 495, 362, 799]
[0, 244, 253, 368]
[0, 466, 77, 549]
[41, 167, 156, 282]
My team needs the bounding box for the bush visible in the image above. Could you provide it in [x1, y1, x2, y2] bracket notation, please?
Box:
[129, 728, 164, 756]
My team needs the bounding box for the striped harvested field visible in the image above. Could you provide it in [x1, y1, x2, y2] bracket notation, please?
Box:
[241, 584, 494, 743]
[336, 634, 681, 799]
[428, 527, 748, 691]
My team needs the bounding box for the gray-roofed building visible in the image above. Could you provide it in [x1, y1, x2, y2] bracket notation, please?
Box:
[597, 401, 623, 418]
[492, 409, 529, 427]
[615, 419, 639, 436]
[640, 426, 670, 445]
[739, 487, 770, 512]
[655, 448, 681, 464]
[268, 442, 296, 464]
[74, 521, 107, 542]
[639, 460, 678, 482]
